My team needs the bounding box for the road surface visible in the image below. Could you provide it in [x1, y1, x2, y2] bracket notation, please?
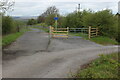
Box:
[3, 28, 119, 78]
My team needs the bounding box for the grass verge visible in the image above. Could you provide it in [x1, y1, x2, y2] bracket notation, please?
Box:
[2, 32, 24, 47]
[90, 36, 118, 45]
[70, 33, 88, 39]
[39, 27, 49, 33]
[31, 26, 49, 33]
[70, 32, 118, 45]
[74, 52, 119, 79]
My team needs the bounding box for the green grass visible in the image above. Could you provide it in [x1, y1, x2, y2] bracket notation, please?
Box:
[70, 32, 118, 45]
[90, 36, 118, 45]
[2, 26, 30, 47]
[2, 32, 24, 47]
[70, 32, 88, 39]
[74, 53, 119, 79]
[31, 26, 49, 33]
[39, 27, 49, 33]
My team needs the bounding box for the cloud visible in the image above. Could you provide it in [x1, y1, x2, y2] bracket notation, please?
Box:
[8, 0, 119, 16]
[15, 0, 119, 2]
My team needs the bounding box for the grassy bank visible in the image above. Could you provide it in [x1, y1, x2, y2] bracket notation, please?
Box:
[70, 33, 118, 45]
[74, 52, 119, 79]
[2, 26, 30, 47]
[2, 32, 24, 47]
[91, 36, 118, 45]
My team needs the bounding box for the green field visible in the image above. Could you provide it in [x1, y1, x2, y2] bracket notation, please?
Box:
[74, 52, 119, 78]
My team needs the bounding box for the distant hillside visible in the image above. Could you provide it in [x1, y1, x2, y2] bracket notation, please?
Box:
[12, 16, 38, 21]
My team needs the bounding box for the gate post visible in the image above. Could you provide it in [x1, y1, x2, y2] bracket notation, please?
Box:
[88, 26, 91, 39]
[96, 27, 98, 36]
[49, 26, 52, 38]
[67, 27, 69, 38]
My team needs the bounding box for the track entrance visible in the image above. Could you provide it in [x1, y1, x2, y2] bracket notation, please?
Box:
[49, 26, 98, 39]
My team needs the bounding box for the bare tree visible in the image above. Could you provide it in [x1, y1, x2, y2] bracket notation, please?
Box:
[41, 6, 59, 17]
[0, 0, 15, 13]
[37, 6, 59, 23]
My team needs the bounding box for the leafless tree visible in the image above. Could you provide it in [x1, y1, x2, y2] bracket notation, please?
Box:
[41, 6, 59, 17]
[0, 0, 15, 13]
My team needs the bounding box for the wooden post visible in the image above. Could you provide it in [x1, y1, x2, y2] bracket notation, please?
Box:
[51, 27, 54, 38]
[49, 26, 52, 38]
[88, 26, 91, 39]
[67, 27, 69, 38]
[96, 28, 98, 36]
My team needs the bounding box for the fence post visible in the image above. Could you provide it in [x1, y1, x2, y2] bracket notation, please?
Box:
[51, 26, 53, 38]
[88, 26, 91, 39]
[49, 26, 52, 38]
[67, 27, 69, 38]
[96, 28, 98, 36]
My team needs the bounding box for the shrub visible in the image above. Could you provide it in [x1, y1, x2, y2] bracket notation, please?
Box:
[27, 19, 37, 25]
[2, 16, 15, 34]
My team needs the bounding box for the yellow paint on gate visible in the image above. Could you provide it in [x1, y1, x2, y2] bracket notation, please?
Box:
[88, 26, 98, 39]
[49, 26, 98, 39]
[50, 26, 69, 38]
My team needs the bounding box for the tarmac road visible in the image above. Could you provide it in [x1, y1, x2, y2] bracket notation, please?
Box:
[2, 28, 119, 78]
[3, 28, 50, 60]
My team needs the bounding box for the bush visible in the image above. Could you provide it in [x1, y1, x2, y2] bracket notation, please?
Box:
[63, 9, 119, 42]
[37, 9, 119, 43]
[2, 15, 26, 35]
[2, 16, 15, 34]
[27, 19, 37, 25]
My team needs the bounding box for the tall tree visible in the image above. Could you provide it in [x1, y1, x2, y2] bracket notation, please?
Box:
[37, 6, 59, 26]
[37, 16, 45, 23]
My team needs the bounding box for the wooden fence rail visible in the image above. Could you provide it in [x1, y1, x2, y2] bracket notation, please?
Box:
[49, 26, 98, 39]
[50, 26, 69, 38]
[88, 26, 98, 39]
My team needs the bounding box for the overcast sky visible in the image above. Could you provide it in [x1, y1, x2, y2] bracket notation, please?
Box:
[8, 0, 120, 16]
